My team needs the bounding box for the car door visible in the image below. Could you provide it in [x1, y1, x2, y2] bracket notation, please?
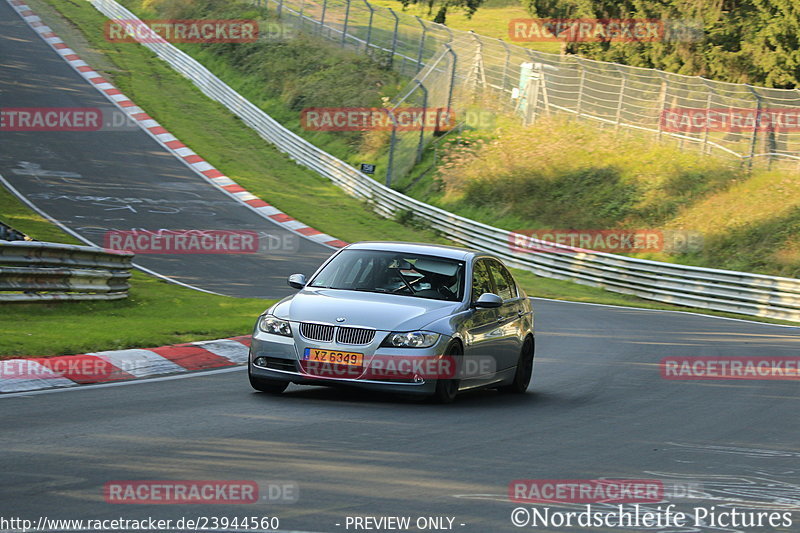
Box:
[486, 259, 525, 371]
[462, 258, 505, 384]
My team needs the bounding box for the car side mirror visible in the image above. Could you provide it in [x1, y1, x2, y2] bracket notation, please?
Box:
[287, 273, 307, 289]
[474, 292, 503, 308]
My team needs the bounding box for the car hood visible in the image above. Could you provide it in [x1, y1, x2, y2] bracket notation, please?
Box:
[272, 288, 461, 331]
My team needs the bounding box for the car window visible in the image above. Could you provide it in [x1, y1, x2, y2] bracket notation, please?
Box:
[307, 249, 465, 301]
[471, 259, 494, 301]
[488, 260, 517, 300]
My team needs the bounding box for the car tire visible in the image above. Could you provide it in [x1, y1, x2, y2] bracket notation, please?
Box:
[249, 369, 289, 394]
[431, 343, 462, 404]
[500, 336, 534, 394]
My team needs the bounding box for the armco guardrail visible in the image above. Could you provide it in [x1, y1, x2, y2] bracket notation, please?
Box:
[87, 0, 800, 322]
[0, 241, 133, 302]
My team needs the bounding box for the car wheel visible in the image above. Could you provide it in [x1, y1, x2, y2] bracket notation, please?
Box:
[500, 336, 534, 394]
[431, 343, 462, 404]
[249, 369, 289, 394]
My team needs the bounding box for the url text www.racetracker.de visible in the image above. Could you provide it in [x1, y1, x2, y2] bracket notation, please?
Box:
[0, 516, 281, 532]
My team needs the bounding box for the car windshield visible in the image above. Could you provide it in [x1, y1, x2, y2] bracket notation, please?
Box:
[308, 249, 465, 301]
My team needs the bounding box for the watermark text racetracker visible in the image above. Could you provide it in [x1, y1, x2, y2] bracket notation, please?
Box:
[296, 354, 497, 381]
[103, 229, 299, 255]
[509, 229, 703, 254]
[661, 356, 800, 380]
[1, 107, 139, 132]
[509, 479, 703, 504]
[0, 516, 280, 532]
[508, 18, 703, 42]
[104, 480, 298, 504]
[662, 107, 800, 132]
[104, 19, 258, 43]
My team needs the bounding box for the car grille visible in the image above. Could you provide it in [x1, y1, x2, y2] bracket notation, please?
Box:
[300, 322, 335, 342]
[336, 327, 375, 345]
[299, 323, 376, 345]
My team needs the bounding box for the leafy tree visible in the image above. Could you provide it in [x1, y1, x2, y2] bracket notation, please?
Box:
[399, 0, 486, 24]
[524, 0, 800, 88]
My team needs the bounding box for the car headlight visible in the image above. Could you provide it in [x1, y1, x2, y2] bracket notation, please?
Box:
[381, 331, 440, 348]
[259, 315, 292, 337]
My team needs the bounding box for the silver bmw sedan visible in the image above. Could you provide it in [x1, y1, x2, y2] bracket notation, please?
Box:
[248, 241, 534, 402]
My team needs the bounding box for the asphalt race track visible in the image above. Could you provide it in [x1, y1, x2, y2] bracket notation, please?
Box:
[2, 2, 800, 533]
[2, 301, 799, 532]
[0, 0, 332, 299]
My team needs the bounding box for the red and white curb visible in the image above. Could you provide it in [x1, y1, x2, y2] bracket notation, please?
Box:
[6, 0, 348, 250]
[0, 336, 251, 393]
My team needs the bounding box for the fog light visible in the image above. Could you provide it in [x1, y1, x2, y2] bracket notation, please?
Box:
[413, 374, 424, 383]
[254, 357, 267, 366]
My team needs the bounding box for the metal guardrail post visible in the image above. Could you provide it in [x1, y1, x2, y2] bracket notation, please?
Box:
[362, 0, 374, 55]
[341, 0, 351, 45]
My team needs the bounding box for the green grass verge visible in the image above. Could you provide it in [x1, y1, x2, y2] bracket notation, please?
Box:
[1, 181, 272, 358]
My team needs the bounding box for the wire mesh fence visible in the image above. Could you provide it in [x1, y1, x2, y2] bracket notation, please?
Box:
[255, 0, 800, 183]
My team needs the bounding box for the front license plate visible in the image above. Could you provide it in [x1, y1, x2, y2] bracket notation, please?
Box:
[303, 348, 363, 366]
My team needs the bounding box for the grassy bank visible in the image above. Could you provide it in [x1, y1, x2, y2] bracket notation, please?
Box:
[407, 116, 800, 279]
[0, 180, 271, 358]
[1, 0, 792, 360]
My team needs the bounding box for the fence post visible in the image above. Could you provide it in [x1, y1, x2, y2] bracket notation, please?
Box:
[656, 75, 668, 139]
[385, 109, 399, 187]
[746, 86, 762, 172]
[387, 8, 400, 69]
[341, 0, 351, 45]
[415, 80, 428, 163]
[318, 0, 328, 36]
[614, 67, 626, 132]
[444, 44, 457, 112]
[298, 0, 306, 29]
[467, 31, 484, 100]
[415, 17, 427, 73]
[499, 39, 511, 101]
[442, 24, 454, 45]
[362, 0, 374, 55]
[702, 86, 713, 154]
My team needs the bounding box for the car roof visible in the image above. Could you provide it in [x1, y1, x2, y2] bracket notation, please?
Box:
[344, 241, 480, 261]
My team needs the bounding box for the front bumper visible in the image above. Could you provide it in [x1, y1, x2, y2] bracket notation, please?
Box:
[249, 328, 454, 396]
